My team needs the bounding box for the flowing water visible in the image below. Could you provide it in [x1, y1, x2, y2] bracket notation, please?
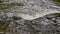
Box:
[3, 0, 60, 20]
[0, 0, 60, 34]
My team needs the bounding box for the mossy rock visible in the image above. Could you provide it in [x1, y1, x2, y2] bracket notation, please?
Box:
[12, 16, 22, 20]
[52, 0, 60, 3]
[50, 0, 60, 6]
[0, 20, 9, 32]
[15, 2, 25, 6]
[45, 13, 60, 17]
[0, 2, 24, 10]
[0, 3, 14, 10]
[0, 0, 4, 3]
[54, 13, 60, 17]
